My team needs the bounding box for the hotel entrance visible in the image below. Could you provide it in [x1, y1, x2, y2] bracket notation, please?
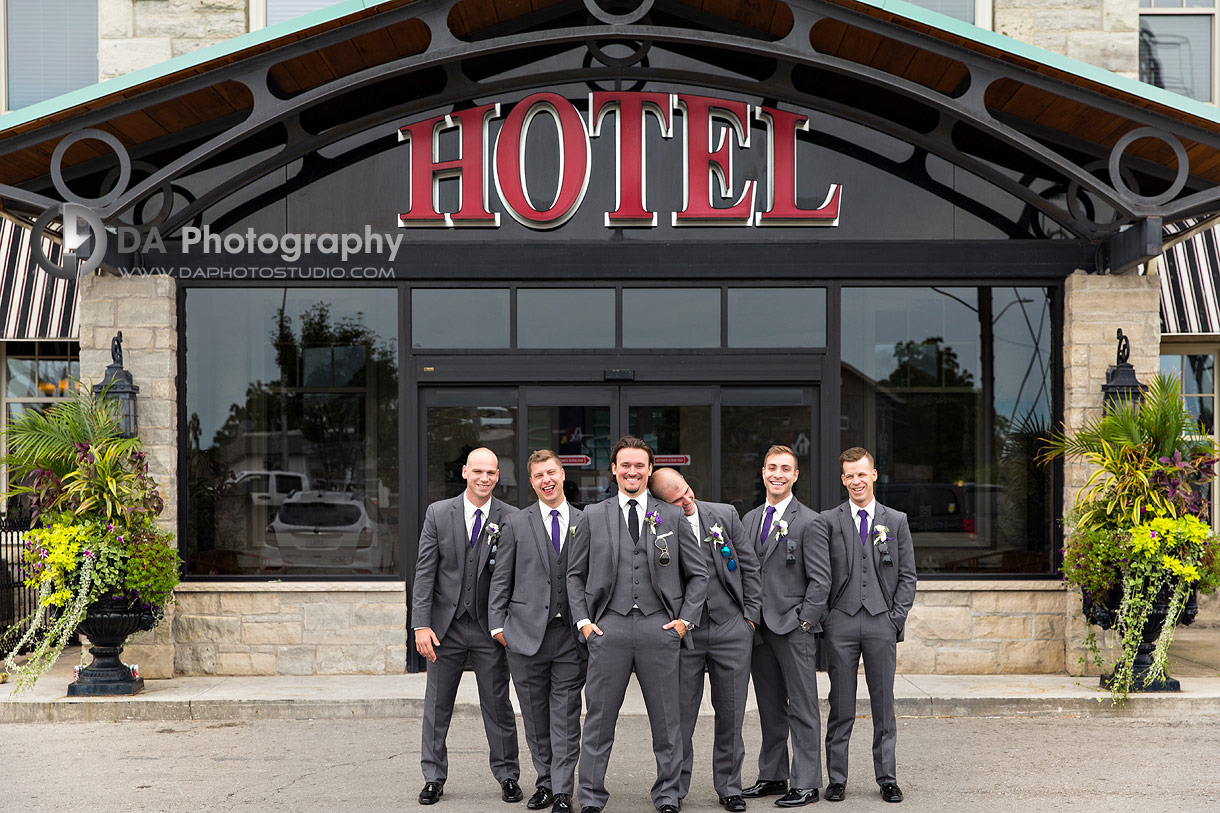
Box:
[421, 384, 821, 515]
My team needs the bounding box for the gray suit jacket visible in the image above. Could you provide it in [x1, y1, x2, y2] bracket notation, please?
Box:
[742, 497, 831, 634]
[566, 494, 709, 650]
[411, 493, 516, 643]
[487, 501, 584, 657]
[692, 500, 762, 628]
[824, 500, 918, 640]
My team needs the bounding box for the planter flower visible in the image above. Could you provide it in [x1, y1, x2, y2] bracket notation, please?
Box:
[1041, 373, 1220, 704]
[0, 383, 180, 694]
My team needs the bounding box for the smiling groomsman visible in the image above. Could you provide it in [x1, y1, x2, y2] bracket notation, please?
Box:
[821, 447, 916, 804]
[567, 435, 708, 813]
[650, 468, 761, 813]
[412, 447, 521, 806]
[489, 450, 586, 813]
[741, 445, 831, 808]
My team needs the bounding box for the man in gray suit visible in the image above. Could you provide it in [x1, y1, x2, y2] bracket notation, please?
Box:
[412, 447, 522, 806]
[741, 445, 831, 808]
[567, 435, 709, 813]
[820, 447, 917, 804]
[651, 468, 761, 813]
[489, 450, 586, 813]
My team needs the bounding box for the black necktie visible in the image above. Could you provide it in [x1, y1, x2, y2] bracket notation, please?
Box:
[627, 499, 640, 544]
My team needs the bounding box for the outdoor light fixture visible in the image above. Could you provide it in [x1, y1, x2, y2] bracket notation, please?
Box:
[1101, 328, 1144, 410]
[92, 331, 139, 439]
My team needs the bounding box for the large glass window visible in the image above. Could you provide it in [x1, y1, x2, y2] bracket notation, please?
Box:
[728, 288, 826, 348]
[2, 341, 80, 505]
[1140, 2, 1216, 102]
[183, 288, 399, 576]
[413, 289, 510, 348]
[841, 287, 1055, 575]
[622, 288, 720, 348]
[4, 0, 98, 111]
[1161, 348, 1217, 525]
[517, 289, 615, 348]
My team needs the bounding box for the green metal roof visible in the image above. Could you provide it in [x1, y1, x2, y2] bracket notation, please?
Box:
[1, 0, 1219, 134]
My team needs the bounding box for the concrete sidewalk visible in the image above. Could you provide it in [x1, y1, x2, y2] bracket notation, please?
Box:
[3, 646, 1220, 723]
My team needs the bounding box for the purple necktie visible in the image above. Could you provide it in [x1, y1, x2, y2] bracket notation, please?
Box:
[858, 509, 869, 546]
[760, 504, 775, 549]
[550, 509, 562, 556]
[471, 508, 483, 548]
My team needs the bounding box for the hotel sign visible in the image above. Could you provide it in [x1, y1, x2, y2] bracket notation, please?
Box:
[397, 92, 841, 230]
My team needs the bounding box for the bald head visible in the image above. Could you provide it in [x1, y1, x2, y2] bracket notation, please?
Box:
[651, 467, 696, 516]
[463, 447, 500, 506]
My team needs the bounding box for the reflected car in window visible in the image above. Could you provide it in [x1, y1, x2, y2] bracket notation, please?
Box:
[261, 491, 381, 573]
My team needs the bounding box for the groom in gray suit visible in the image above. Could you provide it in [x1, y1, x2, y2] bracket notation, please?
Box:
[567, 435, 709, 813]
[820, 447, 916, 804]
[741, 445, 831, 808]
[412, 447, 521, 806]
[489, 450, 586, 813]
[651, 468, 761, 813]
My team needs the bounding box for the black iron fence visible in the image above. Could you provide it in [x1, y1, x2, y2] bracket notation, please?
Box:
[1, 511, 34, 654]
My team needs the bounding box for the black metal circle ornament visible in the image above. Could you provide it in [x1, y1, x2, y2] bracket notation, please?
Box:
[584, 0, 654, 25]
[1108, 127, 1189, 207]
[102, 160, 176, 228]
[587, 36, 652, 67]
[50, 128, 132, 210]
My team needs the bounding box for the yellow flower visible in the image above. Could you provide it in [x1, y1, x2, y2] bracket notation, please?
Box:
[1161, 554, 1183, 575]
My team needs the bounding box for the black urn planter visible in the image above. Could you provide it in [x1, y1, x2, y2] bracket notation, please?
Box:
[1083, 581, 1198, 693]
[67, 597, 156, 696]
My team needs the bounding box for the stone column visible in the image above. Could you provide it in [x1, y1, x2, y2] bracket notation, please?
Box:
[78, 273, 178, 678]
[1061, 268, 1160, 675]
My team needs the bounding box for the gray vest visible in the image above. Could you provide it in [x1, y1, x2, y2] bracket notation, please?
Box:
[607, 523, 664, 616]
[701, 541, 740, 626]
[552, 542, 570, 623]
[456, 536, 481, 621]
[838, 535, 890, 617]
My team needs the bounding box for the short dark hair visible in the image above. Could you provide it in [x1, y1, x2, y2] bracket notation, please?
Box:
[839, 446, 875, 470]
[527, 449, 562, 474]
[610, 435, 654, 466]
[764, 445, 798, 468]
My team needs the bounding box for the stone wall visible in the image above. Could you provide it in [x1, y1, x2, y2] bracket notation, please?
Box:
[99, 0, 249, 80]
[77, 273, 179, 678]
[897, 581, 1068, 673]
[173, 583, 408, 674]
[993, 0, 1139, 78]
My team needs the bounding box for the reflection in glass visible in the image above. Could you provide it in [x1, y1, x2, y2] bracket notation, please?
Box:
[629, 405, 713, 503]
[528, 405, 613, 507]
[184, 288, 399, 576]
[622, 289, 719, 348]
[426, 403, 518, 507]
[1186, 396, 1215, 434]
[518, 289, 615, 348]
[841, 287, 1054, 575]
[721, 402, 813, 514]
[1140, 16, 1212, 102]
[6, 357, 36, 398]
[413, 289, 510, 348]
[1186, 354, 1215, 395]
[728, 288, 827, 348]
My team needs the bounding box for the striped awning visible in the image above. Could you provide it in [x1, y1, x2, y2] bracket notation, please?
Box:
[1161, 218, 1220, 335]
[0, 218, 79, 340]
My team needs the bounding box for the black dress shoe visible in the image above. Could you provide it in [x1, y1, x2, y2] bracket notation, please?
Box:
[824, 783, 845, 802]
[742, 780, 788, 798]
[582, 808, 603, 813]
[502, 779, 524, 803]
[720, 795, 748, 811]
[880, 783, 904, 803]
[774, 788, 819, 807]
[550, 794, 573, 813]
[658, 806, 680, 813]
[418, 782, 444, 805]
[527, 788, 553, 810]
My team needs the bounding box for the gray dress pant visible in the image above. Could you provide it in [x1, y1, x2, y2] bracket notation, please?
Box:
[578, 608, 683, 810]
[420, 614, 519, 784]
[678, 613, 754, 800]
[750, 623, 823, 789]
[824, 606, 899, 786]
[505, 619, 587, 795]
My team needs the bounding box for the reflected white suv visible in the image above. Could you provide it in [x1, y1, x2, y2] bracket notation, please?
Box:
[262, 490, 378, 573]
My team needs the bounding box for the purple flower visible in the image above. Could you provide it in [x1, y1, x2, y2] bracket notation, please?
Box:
[83, 549, 94, 558]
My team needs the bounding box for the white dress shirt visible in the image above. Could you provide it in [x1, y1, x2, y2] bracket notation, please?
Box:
[853, 498, 877, 540]
[685, 508, 702, 545]
[463, 492, 492, 543]
[762, 493, 794, 540]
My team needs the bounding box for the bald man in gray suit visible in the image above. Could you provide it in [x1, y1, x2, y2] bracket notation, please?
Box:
[489, 450, 586, 813]
[412, 447, 521, 806]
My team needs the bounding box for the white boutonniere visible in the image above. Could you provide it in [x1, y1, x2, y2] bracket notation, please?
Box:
[570, 526, 577, 539]
[872, 525, 890, 545]
[644, 510, 661, 534]
[704, 523, 726, 544]
[486, 522, 501, 542]
[774, 519, 789, 541]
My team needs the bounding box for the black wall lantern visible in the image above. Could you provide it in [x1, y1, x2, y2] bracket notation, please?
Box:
[1102, 329, 1145, 410]
[92, 331, 139, 439]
